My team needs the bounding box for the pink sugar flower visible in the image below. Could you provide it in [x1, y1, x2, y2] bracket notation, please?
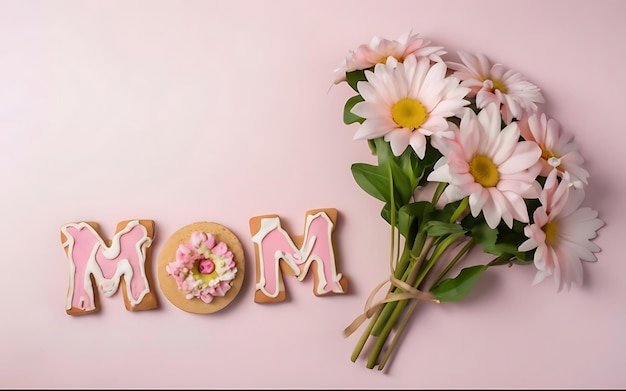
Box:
[212, 241, 229, 256]
[198, 258, 215, 274]
[166, 231, 238, 303]
[175, 244, 197, 267]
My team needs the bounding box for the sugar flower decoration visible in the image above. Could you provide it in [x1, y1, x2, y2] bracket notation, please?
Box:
[351, 55, 470, 158]
[165, 231, 237, 304]
[447, 51, 545, 124]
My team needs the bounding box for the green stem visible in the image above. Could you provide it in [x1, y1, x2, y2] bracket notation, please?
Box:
[349, 157, 398, 363]
[388, 163, 397, 276]
[392, 244, 413, 280]
[449, 196, 469, 223]
[410, 228, 428, 262]
[368, 160, 400, 340]
[366, 296, 410, 369]
[487, 254, 515, 266]
[406, 235, 436, 285]
[351, 237, 444, 369]
[414, 233, 463, 284]
[430, 239, 475, 288]
[379, 238, 475, 370]
[366, 235, 451, 368]
[392, 229, 428, 282]
[371, 235, 434, 336]
[432, 182, 447, 205]
[350, 305, 383, 362]
[377, 294, 419, 370]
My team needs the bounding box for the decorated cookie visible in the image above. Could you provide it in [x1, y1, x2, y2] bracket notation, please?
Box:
[249, 208, 348, 303]
[158, 222, 245, 314]
[60, 220, 158, 315]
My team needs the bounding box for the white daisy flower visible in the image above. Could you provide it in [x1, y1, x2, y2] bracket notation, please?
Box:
[333, 31, 446, 85]
[427, 103, 542, 229]
[447, 51, 545, 124]
[350, 55, 470, 158]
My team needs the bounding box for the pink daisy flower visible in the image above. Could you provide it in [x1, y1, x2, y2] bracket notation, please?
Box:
[518, 170, 604, 291]
[447, 51, 545, 124]
[350, 55, 470, 158]
[333, 31, 446, 84]
[427, 103, 542, 229]
[517, 111, 589, 189]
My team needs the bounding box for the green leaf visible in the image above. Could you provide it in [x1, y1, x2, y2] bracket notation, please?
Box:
[346, 69, 369, 91]
[491, 243, 526, 259]
[424, 221, 466, 237]
[420, 201, 440, 227]
[373, 137, 394, 165]
[351, 163, 390, 203]
[367, 139, 377, 155]
[343, 95, 365, 125]
[380, 202, 393, 226]
[397, 207, 414, 239]
[398, 147, 424, 189]
[468, 221, 498, 249]
[397, 201, 429, 240]
[469, 220, 528, 260]
[372, 139, 414, 206]
[388, 163, 413, 206]
[431, 265, 488, 302]
[401, 201, 433, 218]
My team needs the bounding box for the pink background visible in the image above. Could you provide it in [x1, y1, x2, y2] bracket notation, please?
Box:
[1, 0, 624, 388]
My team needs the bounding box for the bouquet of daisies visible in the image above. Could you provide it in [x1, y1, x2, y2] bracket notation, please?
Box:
[333, 31, 604, 371]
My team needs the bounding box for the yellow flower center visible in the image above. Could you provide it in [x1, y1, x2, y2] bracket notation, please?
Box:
[490, 78, 508, 94]
[541, 148, 556, 160]
[469, 155, 499, 187]
[543, 221, 558, 245]
[391, 98, 428, 129]
[541, 148, 563, 171]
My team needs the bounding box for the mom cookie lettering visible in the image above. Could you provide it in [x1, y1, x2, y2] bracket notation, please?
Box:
[59, 208, 347, 315]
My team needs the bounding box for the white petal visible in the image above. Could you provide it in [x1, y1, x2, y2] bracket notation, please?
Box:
[519, 237, 537, 252]
[498, 142, 541, 174]
[481, 196, 501, 229]
[560, 187, 585, 217]
[351, 100, 389, 119]
[531, 268, 551, 286]
[468, 188, 489, 214]
[489, 189, 513, 227]
[503, 191, 529, 223]
[408, 131, 428, 158]
[489, 123, 519, 164]
[384, 128, 412, 156]
[353, 118, 396, 140]
[427, 161, 451, 182]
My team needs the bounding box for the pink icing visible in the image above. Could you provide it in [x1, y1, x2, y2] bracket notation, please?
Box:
[61, 221, 153, 313]
[251, 210, 346, 300]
